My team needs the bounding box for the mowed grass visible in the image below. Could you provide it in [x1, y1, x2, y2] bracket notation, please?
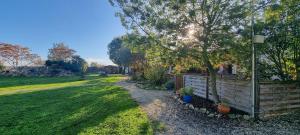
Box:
[0, 75, 153, 135]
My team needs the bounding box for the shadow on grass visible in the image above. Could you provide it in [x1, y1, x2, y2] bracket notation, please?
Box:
[0, 76, 152, 135]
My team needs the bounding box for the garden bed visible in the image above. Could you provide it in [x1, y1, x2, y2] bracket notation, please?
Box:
[174, 94, 251, 120]
[127, 80, 168, 90]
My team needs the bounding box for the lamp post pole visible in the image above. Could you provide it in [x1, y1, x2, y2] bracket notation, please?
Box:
[251, 0, 259, 120]
[251, 0, 265, 120]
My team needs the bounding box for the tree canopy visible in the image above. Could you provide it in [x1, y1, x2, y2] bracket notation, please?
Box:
[48, 43, 76, 62]
[0, 43, 42, 72]
[46, 43, 87, 76]
[108, 37, 132, 67]
[110, 0, 250, 103]
[110, 0, 300, 103]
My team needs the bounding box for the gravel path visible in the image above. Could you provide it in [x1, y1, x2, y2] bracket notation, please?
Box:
[116, 81, 300, 135]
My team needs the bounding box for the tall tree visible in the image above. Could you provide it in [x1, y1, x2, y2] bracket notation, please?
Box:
[110, 0, 248, 103]
[0, 43, 42, 73]
[108, 37, 123, 65]
[108, 37, 132, 73]
[48, 43, 76, 62]
[256, 0, 300, 80]
[71, 55, 88, 76]
[122, 34, 149, 75]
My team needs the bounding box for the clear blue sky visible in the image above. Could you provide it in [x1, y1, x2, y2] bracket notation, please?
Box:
[0, 0, 126, 65]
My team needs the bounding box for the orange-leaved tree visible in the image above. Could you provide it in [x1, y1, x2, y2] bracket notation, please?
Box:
[0, 43, 42, 73]
[48, 43, 76, 62]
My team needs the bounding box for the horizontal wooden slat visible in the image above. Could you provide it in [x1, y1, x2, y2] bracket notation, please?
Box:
[260, 99, 300, 107]
[260, 89, 300, 94]
[260, 93, 300, 100]
[184, 75, 208, 99]
[260, 104, 300, 111]
[260, 95, 300, 101]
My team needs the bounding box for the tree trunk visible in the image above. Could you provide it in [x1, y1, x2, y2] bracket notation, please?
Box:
[296, 58, 300, 81]
[202, 49, 220, 104]
[123, 66, 126, 74]
[209, 68, 220, 103]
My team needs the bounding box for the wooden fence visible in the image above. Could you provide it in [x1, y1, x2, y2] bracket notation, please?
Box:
[184, 74, 252, 113]
[184, 75, 208, 98]
[259, 83, 300, 118]
[182, 74, 300, 118]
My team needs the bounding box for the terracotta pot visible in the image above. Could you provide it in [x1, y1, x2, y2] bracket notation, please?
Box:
[217, 104, 231, 114]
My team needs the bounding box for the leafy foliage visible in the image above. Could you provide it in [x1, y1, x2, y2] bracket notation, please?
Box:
[0, 43, 42, 73]
[164, 79, 175, 90]
[108, 37, 132, 68]
[48, 43, 76, 62]
[109, 0, 300, 105]
[46, 43, 87, 76]
[45, 55, 87, 76]
[70, 55, 88, 74]
[110, 0, 249, 103]
[144, 65, 167, 85]
[179, 87, 194, 96]
[259, 0, 300, 81]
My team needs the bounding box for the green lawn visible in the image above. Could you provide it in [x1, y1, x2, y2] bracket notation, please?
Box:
[0, 75, 153, 135]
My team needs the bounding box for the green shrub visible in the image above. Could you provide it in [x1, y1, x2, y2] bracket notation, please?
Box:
[164, 79, 175, 90]
[45, 55, 87, 76]
[144, 65, 167, 85]
[131, 72, 144, 81]
[179, 87, 194, 96]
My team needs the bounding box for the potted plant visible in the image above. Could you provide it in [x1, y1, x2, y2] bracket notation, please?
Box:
[217, 102, 231, 114]
[179, 87, 194, 103]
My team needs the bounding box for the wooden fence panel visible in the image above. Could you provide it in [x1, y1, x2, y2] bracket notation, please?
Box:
[184, 75, 252, 113]
[259, 83, 300, 118]
[181, 75, 300, 117]
[211, 79, 252, 113]
[183, 75, 207, 98]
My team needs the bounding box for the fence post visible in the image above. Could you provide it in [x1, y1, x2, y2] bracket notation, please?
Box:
[175, 74, 183, 94]
[206, 76, 209, 99]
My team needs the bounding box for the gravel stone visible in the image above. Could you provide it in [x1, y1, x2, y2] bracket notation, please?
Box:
[243, 115, 251, 120]
[208, 113, 215, 117]
[178, 99, 183, 104]
[229, 114, 237, 119]
[200, 108, 207, 113]
[189, 104, 194, 110]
